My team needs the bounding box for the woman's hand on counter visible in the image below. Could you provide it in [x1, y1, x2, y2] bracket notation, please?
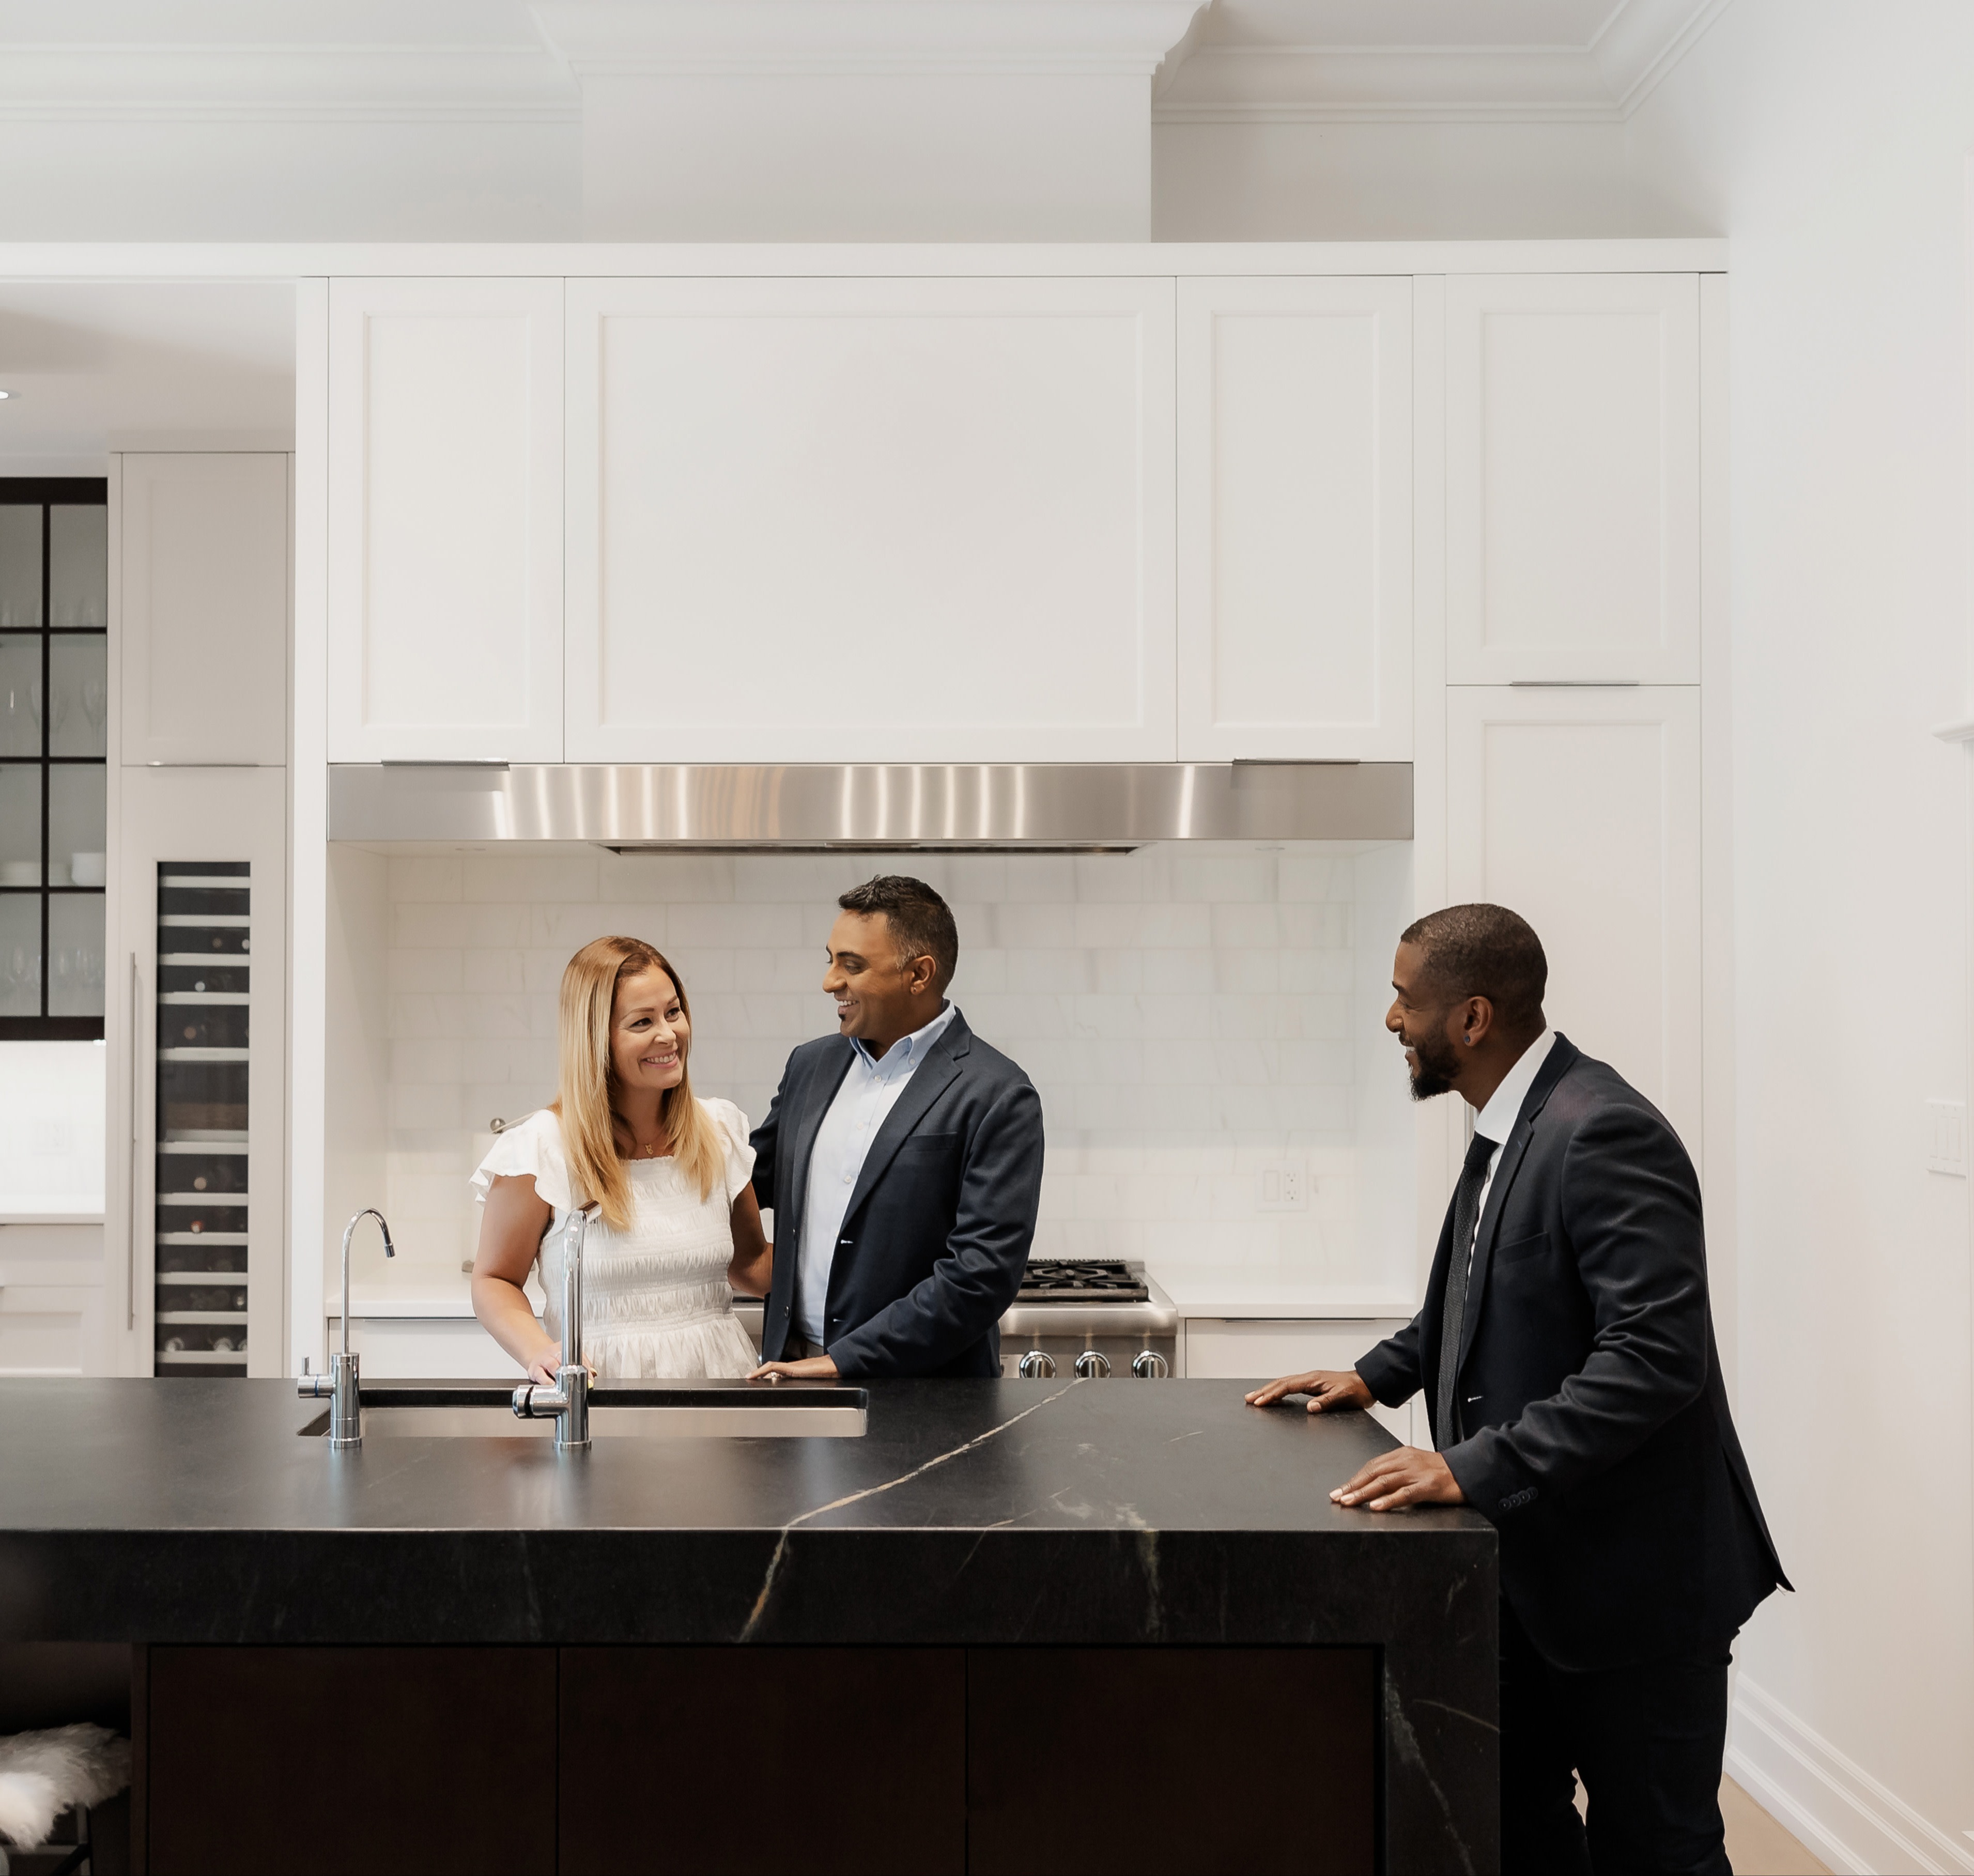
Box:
[1244, 1368, 1375, 1414]
[1330, 1448, 1466, 1513]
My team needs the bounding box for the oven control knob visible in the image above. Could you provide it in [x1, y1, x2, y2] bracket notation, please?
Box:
[1130, 1350, 1170, 1379]
[1016, 1351, 1057, 1379]
[1073, 1350, 1112, 1379]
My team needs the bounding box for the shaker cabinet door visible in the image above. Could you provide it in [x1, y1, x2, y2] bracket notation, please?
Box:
[1177, 277, 1412, 761]
[1445, 274, 1700, 684]
[563, 276, 1176, 763]
[118, 453, 289, 766]
[1446, 686, 1702, 1157]
[327, 278, 563, 763]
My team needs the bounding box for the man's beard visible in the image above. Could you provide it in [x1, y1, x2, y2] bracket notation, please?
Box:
[1407, 1028, 1460, 1102]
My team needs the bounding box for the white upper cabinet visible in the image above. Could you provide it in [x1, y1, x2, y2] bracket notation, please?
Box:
[1445, 275, 1700, 685]
[1445, 685, 1702, 1156]
[118, 454, 289, 767]
[564, 276, 1176, 764]
[1178, 277, 1412, 761]
[327, 279, 563, 763]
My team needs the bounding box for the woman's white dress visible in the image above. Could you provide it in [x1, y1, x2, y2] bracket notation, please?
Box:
[469, 1099, 760, 1378]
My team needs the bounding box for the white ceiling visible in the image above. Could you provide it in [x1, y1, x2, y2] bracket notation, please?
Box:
[0, 1, 1730, 120]
[0, 283, 295, 462]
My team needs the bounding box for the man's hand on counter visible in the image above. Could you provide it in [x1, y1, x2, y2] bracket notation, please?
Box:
[1331, 1448, 1466, 1513]
[1244, 1368, 1376, 1414]
[747, 1355, 840, 1382]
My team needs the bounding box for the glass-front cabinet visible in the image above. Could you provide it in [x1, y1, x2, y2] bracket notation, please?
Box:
[0, 480, 109, 1039]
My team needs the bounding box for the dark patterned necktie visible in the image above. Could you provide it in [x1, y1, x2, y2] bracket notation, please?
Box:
[1436, 1130, 1499, 1450]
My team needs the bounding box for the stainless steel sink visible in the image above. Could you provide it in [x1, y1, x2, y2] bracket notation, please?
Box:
[299, 1383, 867, 1439]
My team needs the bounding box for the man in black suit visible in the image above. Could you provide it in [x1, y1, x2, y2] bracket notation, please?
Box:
[1248, 903, 1787, 1876]
[747, 874, 1044, 1380]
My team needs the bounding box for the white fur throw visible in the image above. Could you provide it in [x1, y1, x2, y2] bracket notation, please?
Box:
[0, 1724, 131, 1851]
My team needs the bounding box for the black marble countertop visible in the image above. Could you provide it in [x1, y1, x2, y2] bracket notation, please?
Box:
[0, 1376, 1494, 1650]
[2, 1376, 1501, 1871]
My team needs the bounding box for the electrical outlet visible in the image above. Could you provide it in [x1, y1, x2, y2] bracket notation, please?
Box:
[1926, 1098, 1966, 1176]
[1258, 1159, 1310, 1212]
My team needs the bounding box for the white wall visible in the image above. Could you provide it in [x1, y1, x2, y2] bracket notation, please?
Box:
[1153, 119, 1683, 241]
[332, 842, 1415, 1298]
[0, 121, 579, 242]
[1620, 6, 1974, 1865]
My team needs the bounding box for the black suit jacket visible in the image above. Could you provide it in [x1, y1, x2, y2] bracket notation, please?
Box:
[750, 1010, 1044, 1378]
[1356, 1034, 1788, 1671]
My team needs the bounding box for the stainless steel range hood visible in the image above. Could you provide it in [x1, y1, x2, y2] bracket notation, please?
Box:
[328, 763, 1413, 848]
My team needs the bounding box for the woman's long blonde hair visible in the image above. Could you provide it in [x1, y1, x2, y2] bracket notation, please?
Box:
[550, 936, 723, 1229]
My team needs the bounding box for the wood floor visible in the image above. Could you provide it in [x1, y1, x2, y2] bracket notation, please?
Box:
[1720, 1777, 1832, 1874]
[1572, 1776, 1830, 1874]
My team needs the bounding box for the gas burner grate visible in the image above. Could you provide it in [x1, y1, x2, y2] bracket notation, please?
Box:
[1016, 1259, 1150, 1304]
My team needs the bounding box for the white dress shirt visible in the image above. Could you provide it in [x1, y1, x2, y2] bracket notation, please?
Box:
[1464, 1027, 1556, 1278]
[795, 1001, 959, 1345]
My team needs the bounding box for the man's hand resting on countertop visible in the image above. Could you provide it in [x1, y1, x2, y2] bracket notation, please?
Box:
[1328, 1446, 1465, 1512]
[1245, 1367, 1467, 1512]
[747, 1354, 839, 1381]
[1244, 1367, 1376, 1414]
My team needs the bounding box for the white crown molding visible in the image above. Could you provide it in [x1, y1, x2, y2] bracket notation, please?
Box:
[1151, 0, 1736, 126]
[530, 1, 1205, 77]
[1727, 1675, 1974, 1876]
[0, 45, 579, 123]
[1154, 45, 1624, 123]
[1590, 0, 1736, 113]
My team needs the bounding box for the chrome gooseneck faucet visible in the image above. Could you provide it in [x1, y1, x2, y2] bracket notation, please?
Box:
[512, 1203, 596, 1452]
[299, 1208, 395, 1449]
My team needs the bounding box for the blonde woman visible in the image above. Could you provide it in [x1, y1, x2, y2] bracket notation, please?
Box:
[470, 936, 772, 1381]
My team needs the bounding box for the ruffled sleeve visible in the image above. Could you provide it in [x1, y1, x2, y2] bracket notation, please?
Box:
[699, 1098, 756, 1207]
[469, 1108, 575, 1211]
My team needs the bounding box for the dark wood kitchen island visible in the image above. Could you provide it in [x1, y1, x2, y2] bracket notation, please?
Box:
[0, 1376, 1495, 1875]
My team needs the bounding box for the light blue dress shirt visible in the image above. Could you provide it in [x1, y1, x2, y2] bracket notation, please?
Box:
[795, 1001, 959, 1345]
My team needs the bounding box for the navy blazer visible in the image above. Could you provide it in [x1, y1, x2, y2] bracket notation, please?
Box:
[1356, 1034, 1789, 1671]
[750, 1009, 1044, 1378]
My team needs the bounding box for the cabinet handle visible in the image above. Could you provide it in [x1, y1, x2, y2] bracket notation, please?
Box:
[1507, 679, 1642, 688]
[127, 951, 142, 1331]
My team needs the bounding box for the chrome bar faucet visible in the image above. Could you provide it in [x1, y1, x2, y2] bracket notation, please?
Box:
[512, 1203, 595, 1452]
[298, 1208, 395, 1449]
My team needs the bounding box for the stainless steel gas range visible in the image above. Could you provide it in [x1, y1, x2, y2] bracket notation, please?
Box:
[998, 1260, 1178, 1379]
[728, 1259, 1178, 1377]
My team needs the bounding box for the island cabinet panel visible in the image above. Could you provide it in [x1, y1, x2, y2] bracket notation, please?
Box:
[563, 276, 1177, 764]
[327, 278, 564, 763]
[1177, 277, 1413, 761]
[968, 1648, 1377, 1874]
[117, 454, 290, 767]
[145, 1645, 556, 1875]
[1445, 274, 1701, 685]
[558, 1647, 966, 1875]
[1446, 685, 1703, 1157]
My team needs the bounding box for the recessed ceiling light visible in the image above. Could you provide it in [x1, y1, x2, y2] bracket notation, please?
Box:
[0, 390, 12, 400]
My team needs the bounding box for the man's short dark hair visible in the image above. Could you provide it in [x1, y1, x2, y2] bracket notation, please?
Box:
[839, 875, 960, 994]
[1400, 903, 1547, 1032]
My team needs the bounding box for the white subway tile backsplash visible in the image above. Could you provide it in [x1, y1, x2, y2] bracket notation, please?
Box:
[387, 856, 463, 903]
[388, 949, 464, 993]
[369, 840, 1413, 1280]
[462, 950, 527, 994]
[462, 854, 598, 904]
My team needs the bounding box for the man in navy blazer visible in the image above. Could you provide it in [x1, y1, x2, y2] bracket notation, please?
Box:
[746, 874, 1044, 1381]
[1249, 904, 1786, 1876]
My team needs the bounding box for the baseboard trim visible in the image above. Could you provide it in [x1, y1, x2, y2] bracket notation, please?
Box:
[1728, 1675, 1974, 1876]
